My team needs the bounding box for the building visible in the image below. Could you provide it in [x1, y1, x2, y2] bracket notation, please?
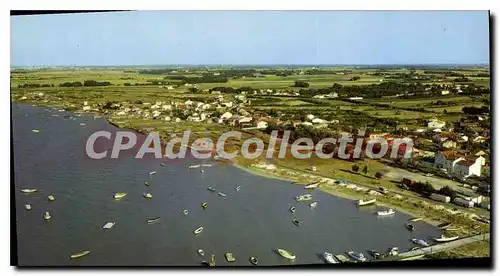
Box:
[427, 118, 446, 129]
[434, 151, 484, 177]
[220, 112, 233, 120]
[442, 140, 457, 149]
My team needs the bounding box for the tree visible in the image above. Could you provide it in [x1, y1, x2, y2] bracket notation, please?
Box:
[349, 76, 361, 81]
[375, 171, 383, 179]
[438, 186, 457, 200]
[352, 164, 359, 173]
[188, 87, 199, 93]
[443, 109, 448, 114]
[362, 165, 368, 174]
[293, 80, 309, 88]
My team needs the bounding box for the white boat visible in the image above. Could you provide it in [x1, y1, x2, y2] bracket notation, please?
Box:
[377, 209, 395, 216]
[143, 192, 153, 199]
[146, 217, 161, 224]
[48, 195, 55, 201]
[21, 189, 37, 194]
[113, 192, 127, 199]
[225, 252, 236, 262]
[389, 247, 399, 256]
[194, 226, 204, 235]
[309, 202, 318, 208]
[197, 249, 205, 256]
[25, 204, 32, 210]
[290, 206, 296, 213]
[347, 251, 366, 262]
[43, 211, 51, 220]
[323, 252, 337, 264]
[412, 238, 429, 247]
[189, 164, 201, 168]
[32, 129, 40, 133]
[202, 164, 212, 167]
[235, 186, 241, 191]
[183, 209, 189, 215]
[305, 183, 320, 189]
[102, 222, 115, 229]
[434, 235, 459, 242]
[160, 163, 167, 166]
[70, 250, 91, 259]
[357, 198, 376, 206]
[295, 194, 313, 202]
[277, 249, 296, 260]
[149, 171, 156, 175]
[80, 123, 86, 126]
[217, 192, 227, 197]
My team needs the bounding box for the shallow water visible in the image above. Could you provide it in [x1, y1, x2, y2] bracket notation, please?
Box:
[12, 104, 442, 266]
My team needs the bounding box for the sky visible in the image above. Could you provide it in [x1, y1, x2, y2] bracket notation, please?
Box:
[11, 11, 490, 66]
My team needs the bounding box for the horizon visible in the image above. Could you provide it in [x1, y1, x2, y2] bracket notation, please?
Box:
[11, 11, 490, 66]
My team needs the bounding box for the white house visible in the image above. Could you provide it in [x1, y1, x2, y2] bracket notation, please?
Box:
[162, 105, 172, 111]
[312, 118, 327, 124]
[256, 120, 269, 129]
[427, 119, 446, 129]
[442, 140, 457, 149]
[434, 152, 484, 177]
[221, 112, 233, 120]
[348, 97, 363, 100]
[441, 90, 450, 95]
[306, 114, 315, 121]
[454, 159, 483, 178]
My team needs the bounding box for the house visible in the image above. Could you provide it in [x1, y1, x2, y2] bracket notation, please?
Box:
[427, 118, 446, 129]
[441, 90, 450, 95]
[442, 140, 457, 149]
[256, 120, 269, 129]
[223, 102, 233, 108]
[434, 151, 485, 177]
[312, 118, 327, 124]
[348, 97, 363, 100]
[221, 112, 233, 120]
[434, 151, 463, 172]
[473, 136, 487, 143]
[306, 114, 315, 121]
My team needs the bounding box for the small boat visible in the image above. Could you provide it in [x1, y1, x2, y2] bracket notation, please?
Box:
[25, 204, 31, 210]
[369, 250, 381, 259]
[43, 211, 51, 220]
[250, 256, 258, 265]
[410, 217, 423, 222]
[183, 209, 189, 215]
[21, 189, 37, 194]
[277, 248, 296, 260]
[334, 254, 350, 263]
[217, 192, 227, 197]
[32, 129, 40, 133]
[323, 252, 337, 264]
[438, 222, 452, 229]
[434, 235, 459, 242]
[70, 250, 91, 259]
[197, 249, 205, 256]
[290, 206, 296, 213]
[235, 186, 241, 192]
[144, 181, 150, 186]
[295, 194, 313, 202]
[292, 219, 301, 226]
[102, 222, 115, 229]
[149, 171, 156, 175]
[146, 217, 161, 224]
[160, 163, 167, 166]
[209, 254, 216, 266]
[80, 123, 86, 126]
[347, 251, 366, 262]
[201, 169, 204, 174]
[389, 247, 399, 256]
[225, 252, 236, 262]
[48, 195, 55, 201]
[207, 186, 217, 192]
[309, 202, 318, 208]
[113, 192, 127, 200]
[202, 164, 212, 167]
[357, 198, 376, 206]
[411, 238, 429, 247]
[410, 247, 420, 251]
[377, 209, 395, 216]
[405, 223, 415, 231]
[202, 202, 208, 209]
[143, 192, 153, 199]
[305, 182, 320, 189]
[194, 226, 204, 235]
[189, 164, 201, 168]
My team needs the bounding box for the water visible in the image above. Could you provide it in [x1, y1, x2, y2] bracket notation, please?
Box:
[12, 104, 442, 266]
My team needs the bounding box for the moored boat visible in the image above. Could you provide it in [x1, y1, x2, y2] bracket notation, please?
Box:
[347, 251, 366, 262]
[295, 194, 313, 202]
[357, 198, 376, 206]
[149, 171, 156, 175]
[146, 217, 161, 224]
[25, 204, 32, 210]
[143, 192, 153, 199]
[32, 129, 40, 133]
[305, 182, 320, 189]
[194, 226, 204, 235]
[389, 247, 399, 256]
[434, 235, 459, 242]
[160, 163, 167, 166]
[377, 209, 395, 216]
[277, 248, 296, 260]
[410, 217, 423, 222]
[202, 164, 212, 167]
[217, 192, 227, 197]
[405, 223, 415, 231]
[208, 254, 216, 266]
[235, 186, 241, 192]
[323, 252, 337, 264]
[102, 222, 115, 229]
[292, 219, 301, 226]
[189, 164, 201, 168]
[207, 186, 217, 192]
[113, 192, 127, 200]
[309, 202, 318, 208]
[21, 189, 37, 194]
[202, 202, 208, 209]
[290, 206, 296, 213]
[183, 209, 189, 215]
[70, 250, 90, 259]
[250, 256, 258, 265]
[411, 238, 429, 247]
[369, 250, 381, 259]
[43, 211, 51, 221]
[225, 252, 236, 262]
[197, 249, 205, 256]
[48, 195, 55, 201]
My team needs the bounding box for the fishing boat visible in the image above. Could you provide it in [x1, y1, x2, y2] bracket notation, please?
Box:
[434, 235, 459, 242]
[217, 192, 227, 197]
[207, 187, 217, 192]
[323, 252, 337, 264]
[48, 195, 55, 201]
[410, 217, 423, 222]
[143, 192, 153, 199]
[295, 194, 313, 202]
[25, 204, 31, 210]
[405, 223, 415, 231]
[292, 219, 301, 226]
[225, 253, 236, 262]
[411, 238, 429, 247]
[149, 171, 156, 175]
[357, 198, 376, 206]
[113, 192, 127, 200]
[250, 256, 258, 265]
[32, 129, 40, 133]
[183, 209, 189, 215]
[369, 250, 381, 259]
[347, 251, 366, 262]
[377, 209, 395, 216]
[146, 217, 161, 224]
[102, 222, 115, 229]
[202, 164, 212, 167]
[194, 226, 204, 235]
[309, 202, 318, 208]
[43, 211, 51, 220]
[235, 186, 241, 192]
[438, 222, 452, 229]
[197, 249, 205, 256]
[389, 247, 399, 256]
[305, 182, 320, 189]
[290, 206, 296, 213]
[202, 202, 208, 209]
[277, 249, 296, 260]
[70, 250, 91, 259]
[189, 164, 201, 168]
[21, 189, 37, 194]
